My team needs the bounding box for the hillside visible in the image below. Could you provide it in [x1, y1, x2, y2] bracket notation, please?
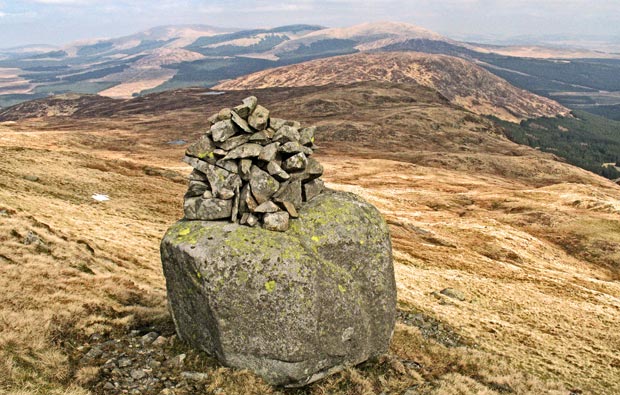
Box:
[215, 51, 570, 122]
[1, 81, 619, 395]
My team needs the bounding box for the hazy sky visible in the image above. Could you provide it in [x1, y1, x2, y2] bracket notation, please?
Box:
[0, 0, 619, 48]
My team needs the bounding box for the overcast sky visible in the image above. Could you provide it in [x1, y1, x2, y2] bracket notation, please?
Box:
[0, 0, 619, 48]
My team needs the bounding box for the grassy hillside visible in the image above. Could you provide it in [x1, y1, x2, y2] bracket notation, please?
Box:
[1, 82, 619, 394]
[497, 110, 620, 179]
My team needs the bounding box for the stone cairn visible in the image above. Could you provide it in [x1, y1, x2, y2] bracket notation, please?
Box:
[182, 96, 324, 232]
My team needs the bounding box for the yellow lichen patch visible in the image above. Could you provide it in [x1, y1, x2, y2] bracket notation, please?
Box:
[264, 280, 276, 293]
[338, 284, 347, 293]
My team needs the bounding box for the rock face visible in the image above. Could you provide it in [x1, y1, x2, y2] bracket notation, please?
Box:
[161, 191, 396, 387]
[185, 96, 323, 232]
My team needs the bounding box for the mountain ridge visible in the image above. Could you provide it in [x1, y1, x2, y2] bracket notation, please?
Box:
[2, 21, 619, 108]
[215, 51, 570, 122]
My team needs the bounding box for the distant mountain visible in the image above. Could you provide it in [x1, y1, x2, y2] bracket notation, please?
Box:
[1, 21, 619, 118]
[215, 51, 569, 122]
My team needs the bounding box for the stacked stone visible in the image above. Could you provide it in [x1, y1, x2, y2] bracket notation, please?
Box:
[182, 96, 325, 232]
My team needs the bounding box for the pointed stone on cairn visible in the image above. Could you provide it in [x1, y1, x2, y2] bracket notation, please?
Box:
[182, 96, 324, 232]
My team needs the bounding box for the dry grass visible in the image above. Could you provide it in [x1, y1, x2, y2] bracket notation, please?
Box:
[0, 83, 619, 394]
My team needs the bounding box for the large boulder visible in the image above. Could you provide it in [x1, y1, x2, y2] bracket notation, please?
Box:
[161, 190, 396, 387]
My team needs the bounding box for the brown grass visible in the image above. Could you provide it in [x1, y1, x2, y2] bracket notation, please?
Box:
[0, 82, 619, 394]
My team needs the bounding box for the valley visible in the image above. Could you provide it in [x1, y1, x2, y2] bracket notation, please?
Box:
[2, 21, 620, 124]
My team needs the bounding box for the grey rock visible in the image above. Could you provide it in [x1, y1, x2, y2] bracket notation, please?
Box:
[249, 130, 271, 144]
[305, 157, 324, 179]
[166, 354, 186, 368]
[267, 161, 290, 181]
[23, 231, 41, 246]
[239, 184, 258, 214]
[263, 211, 289, 231]
[439, 288, 466, 301]
[217, 188, 235, 200]
[249, 166, 280, 204]
[103, 382, 115, 390]
[233, 96, 257, 119]
[217, 108, 232, 121]
[141, 332, 159, 346]
[207, 112, 219, 125]
[202, 190, 213, 199]
[280, 201, 299, 218]
[185, 134, 216, 163]
[185, 180, 209, 198]
[299, 127, 316, 146]
[184, 197, 232, 220]
[213, 148, 228, 157]
[118, 358, 132, 368]
[248, 105, 270, 131]
[151, 336, 168, 347]
[240, 212, 259, 227]
[211, 120, 237, 143]
[161, 191, 395, 386]
[188, 169, 207, 182]
[216, 134, 250, 151]
[254, 201, 280, 213]
[130, 369, 146, 380]
[246, 213, 259, 227]
[215, 159, 238, 174]
[269, 117, 287, 130]
[290, 157, 324, 182]
[279, 141, 313, 155]
[303, 179, 324, 202]
[183, 155, 210, 174]
[282, 152, 308, 172]
[274, 180, 302, 209]
[24, 175, 40, 182]
[258, 142, 280, 162]
[180, 371, 209, 381]
[84, 346, 103, 359]
[239, 159, 252, 181]
[273, 125, 300, 144]
[223, 143, 262, 160]
[203, 162, 241, 197]
[231, 185, 240, 222]
[231, 111, 253, 133]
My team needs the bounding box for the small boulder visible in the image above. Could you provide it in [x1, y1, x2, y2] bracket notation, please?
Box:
[248, 105, 270, 131]
[282, 153, 308, 172]
[263, 211, 289, 231]
[211, 120, 237, 143]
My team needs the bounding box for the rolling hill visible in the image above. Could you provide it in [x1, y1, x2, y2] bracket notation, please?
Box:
[215, 51, 570, 122]
[2, 21, 620, 117]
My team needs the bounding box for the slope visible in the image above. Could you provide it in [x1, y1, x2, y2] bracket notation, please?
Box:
[1, 81, 619, 395]
[215, 51, 570, 122]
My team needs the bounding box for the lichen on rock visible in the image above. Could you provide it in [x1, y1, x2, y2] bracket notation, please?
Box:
[161, 191, 396, 387]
